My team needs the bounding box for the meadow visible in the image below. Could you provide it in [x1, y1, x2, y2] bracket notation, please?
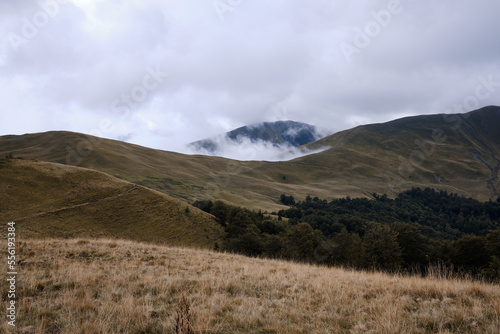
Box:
[1, 238, 499, 333]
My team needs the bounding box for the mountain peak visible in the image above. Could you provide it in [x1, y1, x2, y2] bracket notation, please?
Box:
[188, 120, 325, 158]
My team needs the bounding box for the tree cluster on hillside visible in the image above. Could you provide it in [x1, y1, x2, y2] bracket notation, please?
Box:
[193, 188, 500, 280]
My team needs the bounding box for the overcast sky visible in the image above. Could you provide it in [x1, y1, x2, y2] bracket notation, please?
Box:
[1, 0, 499, 155]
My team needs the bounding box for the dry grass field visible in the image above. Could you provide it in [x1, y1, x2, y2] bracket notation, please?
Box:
[1, 238, 499, 333]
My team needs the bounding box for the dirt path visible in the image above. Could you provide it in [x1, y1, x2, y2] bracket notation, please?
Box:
[14, 185, 139, 222]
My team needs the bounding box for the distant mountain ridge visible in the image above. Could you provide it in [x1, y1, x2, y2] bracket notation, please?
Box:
[188, 120, 324, 155]
[1, 106, 499, 210]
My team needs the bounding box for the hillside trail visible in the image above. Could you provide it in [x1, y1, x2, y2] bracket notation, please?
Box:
[13, 185, 139, 222]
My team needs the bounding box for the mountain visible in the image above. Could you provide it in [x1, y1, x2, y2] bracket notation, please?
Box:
[187, 120, 324, 155]
[0, 130, 271, 208]
[0, 158, 224, 247]
[295, 105, 500, 201]
[1, 106, 499, 210]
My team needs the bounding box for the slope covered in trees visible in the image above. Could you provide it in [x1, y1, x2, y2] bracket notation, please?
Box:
[194, 188, 500, 279]
[279, 188, 500, 240]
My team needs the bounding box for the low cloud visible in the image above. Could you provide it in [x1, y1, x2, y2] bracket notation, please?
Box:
[274, 145, 332, 162]
[185, 135, 329, 161]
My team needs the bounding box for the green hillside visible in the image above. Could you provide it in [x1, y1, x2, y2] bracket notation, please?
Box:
[0, 158, 224, 247]
[262, 105, 500, 202]
[1, 106, 498, 210]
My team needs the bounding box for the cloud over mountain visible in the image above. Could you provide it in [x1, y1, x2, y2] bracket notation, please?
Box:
[187, 121, 329, 160]
[1, 0, 499, 152]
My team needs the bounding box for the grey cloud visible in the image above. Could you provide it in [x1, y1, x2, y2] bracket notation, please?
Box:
[0, 0, 499, 152]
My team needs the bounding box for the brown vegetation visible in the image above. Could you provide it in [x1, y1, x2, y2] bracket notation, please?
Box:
[1, 238, 499, 333]
[0, 159, 224, 248]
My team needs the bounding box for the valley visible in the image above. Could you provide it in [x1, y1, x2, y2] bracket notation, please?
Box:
[1, 107, 500, 333]
[1, 106, 499, 211]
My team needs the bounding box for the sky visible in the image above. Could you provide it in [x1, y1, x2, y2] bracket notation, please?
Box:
[1, 0, 499, 159]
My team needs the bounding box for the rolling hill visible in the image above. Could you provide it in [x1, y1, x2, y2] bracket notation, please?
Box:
[0, 158, 224, 247]
[296, 105, 500, 200]
[1, 106, 499, 210]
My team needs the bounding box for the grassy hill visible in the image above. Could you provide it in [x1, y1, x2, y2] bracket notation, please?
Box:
[292, 105, 500, 200]
[1, 106, 499, 210]
[0, 131, 277, 210]
[1, 238, 498, 333]
[0, 158, 224, 248]
[248, 106, 500, 204]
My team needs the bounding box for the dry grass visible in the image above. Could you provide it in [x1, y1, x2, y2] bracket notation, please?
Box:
[1, 238, 499, 333]
[0, 159, 225, 249]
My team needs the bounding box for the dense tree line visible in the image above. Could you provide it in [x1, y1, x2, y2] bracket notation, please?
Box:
[280, 188, 500, 240]
[193, 188, 500, 280]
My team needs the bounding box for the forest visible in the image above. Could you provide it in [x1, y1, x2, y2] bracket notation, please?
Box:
[193, 188, 500, 280]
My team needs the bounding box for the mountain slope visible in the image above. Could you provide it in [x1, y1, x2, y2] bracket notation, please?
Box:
[188, 120, 323, 155]
[0, 130, 277, 209]
[1, 106, 499, 209]
[292, 106, 500, 200]
[2, 238, 499, 333]
[0, 158, 224, 247]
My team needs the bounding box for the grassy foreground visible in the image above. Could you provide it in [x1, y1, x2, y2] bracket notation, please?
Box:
[1, 238, 499, 333]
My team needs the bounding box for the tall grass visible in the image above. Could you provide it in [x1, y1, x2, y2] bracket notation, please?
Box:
[1, 238, 499, 333]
